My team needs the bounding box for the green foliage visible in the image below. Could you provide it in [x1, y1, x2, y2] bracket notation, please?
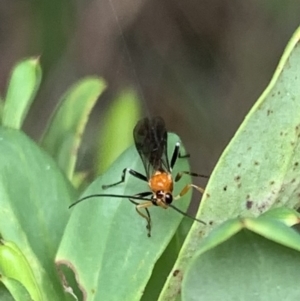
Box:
[56, 133, 191, 301]
[158, 27, 300, 300]
[0, 27, 300, 301]
[2, 58, 41, 129]
[182, 215, 300, 301]
[96, 89, 141, 174]
[41, 77, 106, 181]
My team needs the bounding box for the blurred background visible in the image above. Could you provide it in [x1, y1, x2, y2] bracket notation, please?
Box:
[0, 0, 299, 178]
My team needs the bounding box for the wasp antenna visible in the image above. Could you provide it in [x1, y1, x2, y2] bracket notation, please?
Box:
[168, 204, 206, 225]
[69, 194, 151, 209]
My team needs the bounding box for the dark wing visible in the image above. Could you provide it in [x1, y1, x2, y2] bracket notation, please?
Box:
[133, 116, 170, 178]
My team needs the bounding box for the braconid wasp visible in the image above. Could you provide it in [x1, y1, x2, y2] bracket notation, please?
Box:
[69, 116, 208, 236]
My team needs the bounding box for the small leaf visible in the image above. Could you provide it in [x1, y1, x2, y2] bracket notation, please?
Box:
[260, 207, 300, 226]
[182, 230, 300, 301]
[96, 89, 141, 174]
[0, 276, 32, 301]
[244, 216, 300, 251]
[0, 239, 41, 300]
[41, 77, 106, 180]
[2, 58, 42, 129]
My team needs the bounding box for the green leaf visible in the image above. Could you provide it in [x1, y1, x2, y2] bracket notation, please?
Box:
[159, 25, 300, 301]
[41, 77, 106, 181]
[96, 89, 141, 174]
[200, 25, 300, 228]
[0, 282, 23, 301]
[260, 207, 300, 226]
[0, 127, 76, 300]
[56, 133, 194, 301]
[158, 219, 242, 300]
[0, 276, 32, 301]
[244, 216, 300, 251]
[182, 230, 300, 301]
[2, 58, 42, 129]
[0, 239, 40, 300]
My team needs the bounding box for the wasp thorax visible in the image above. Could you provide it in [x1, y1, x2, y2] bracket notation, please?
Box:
[149, 171, 173, 192]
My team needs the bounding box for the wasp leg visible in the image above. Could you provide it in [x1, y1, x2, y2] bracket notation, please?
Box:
[102, 168, 147, 189]
[170, 142, 181, 170]
[135, 201, 154, 237]
[128, 192, 153, 237]
[172, 184, 206, 225]
[174, 184, 204, 201]
[128, 191, 152, 206]
[170, 142, 209, 178]
[174, 171, 209, 182]
[179, 153, 190, 158]
[170, 142, 195, 169]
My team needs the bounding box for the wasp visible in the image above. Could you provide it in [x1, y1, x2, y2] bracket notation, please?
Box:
[70, 116, 208, 236]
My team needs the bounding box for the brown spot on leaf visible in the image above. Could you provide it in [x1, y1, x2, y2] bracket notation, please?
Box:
[223, 186, 227, 191]
[258, 203, 267, 213]
[254, 161, 259, 166]
[206, 193, 210, 198]
[246, 200, 253, 209]
[234, 176, 241, 181]
[237, 163, 241, 167]
[270, 181, 275, 185]
[173, 270, 180, 277]
[56, 260, 86, 301]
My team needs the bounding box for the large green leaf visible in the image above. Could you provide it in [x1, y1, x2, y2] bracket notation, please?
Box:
[182, 217, 300, 301]
[56, 133, 197, 301]
[159, 26, 300, 301]
[0, 127, 76, 300]
[2, 58, 42, 129]
[41, 77, 106, 180]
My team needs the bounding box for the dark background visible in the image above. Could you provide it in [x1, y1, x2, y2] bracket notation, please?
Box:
[1, 0, 299, 177]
